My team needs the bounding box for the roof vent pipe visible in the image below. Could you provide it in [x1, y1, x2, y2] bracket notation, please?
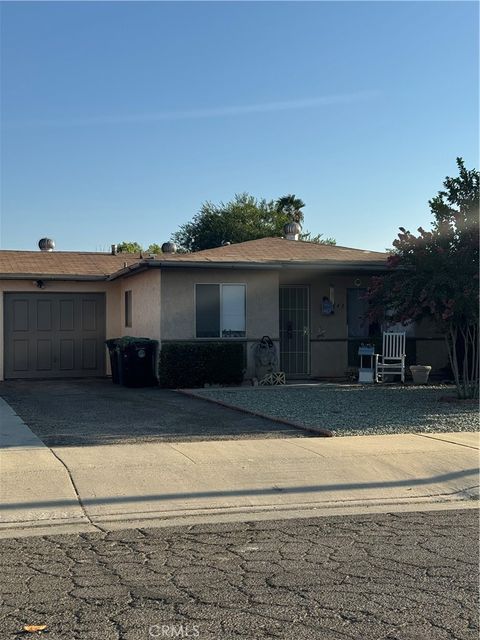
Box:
[283, 222, 301, 241]
[111, 244, 117, 255]
[38, 238, 55, 251]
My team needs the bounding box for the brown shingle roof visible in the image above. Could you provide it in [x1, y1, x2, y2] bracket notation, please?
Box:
[0, 239, 388, 279]
[158, 237, 388, 265]
[0, 251, 141, 278]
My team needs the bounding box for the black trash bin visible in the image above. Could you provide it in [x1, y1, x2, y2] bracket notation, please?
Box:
[106, 337, 158, 387]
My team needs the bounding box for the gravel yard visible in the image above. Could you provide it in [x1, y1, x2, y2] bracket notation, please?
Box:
[189, 384, 479, 436]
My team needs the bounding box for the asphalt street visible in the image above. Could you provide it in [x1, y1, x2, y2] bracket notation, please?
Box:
[1, 509, 478, 640]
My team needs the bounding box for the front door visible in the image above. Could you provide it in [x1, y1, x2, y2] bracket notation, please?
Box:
[279, 286, 310, 377]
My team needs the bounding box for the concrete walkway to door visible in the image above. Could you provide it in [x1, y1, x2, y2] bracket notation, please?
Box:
[0, 379, 306, 447]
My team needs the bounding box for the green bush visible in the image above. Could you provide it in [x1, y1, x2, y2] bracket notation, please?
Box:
[159, 342, 245, 388]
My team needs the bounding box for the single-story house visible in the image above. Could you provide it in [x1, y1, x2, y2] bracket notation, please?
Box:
[0, 228, 448, 381]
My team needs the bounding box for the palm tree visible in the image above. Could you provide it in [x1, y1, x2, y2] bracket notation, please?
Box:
[275, 194, 305, 225]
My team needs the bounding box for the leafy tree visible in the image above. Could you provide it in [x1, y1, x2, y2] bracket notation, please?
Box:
[117, 241, 143, 254]
[116, 242, 165, 254]
[366, 158, 479, 398]
[301, 231, 336, 245]
[275, 194, 336, 243]
[275, 194, 306, 224]
[172, 193, 335, 252]
[172, 194, 282, 252]
[146, 243, 162, 255]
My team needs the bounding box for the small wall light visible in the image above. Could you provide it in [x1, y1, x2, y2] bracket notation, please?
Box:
[35, 280, 45, 289]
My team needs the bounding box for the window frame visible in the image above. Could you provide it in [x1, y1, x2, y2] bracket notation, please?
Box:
[124, 290, 132, 328]
[194, 283, 247, 339]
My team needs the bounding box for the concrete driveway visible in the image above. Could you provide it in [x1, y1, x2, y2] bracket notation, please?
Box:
[0, 379, 307, 447]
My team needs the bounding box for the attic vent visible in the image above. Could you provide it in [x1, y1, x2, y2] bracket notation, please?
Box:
[161, 241, 177, 254]
[283, 222, 301, 241]
[38, 238, 55, 252]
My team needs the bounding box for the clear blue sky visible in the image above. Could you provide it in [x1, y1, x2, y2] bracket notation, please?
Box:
[1, 1, 478, 252]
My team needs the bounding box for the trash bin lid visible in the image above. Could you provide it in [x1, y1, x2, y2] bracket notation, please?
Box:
[105, 336, 158, 348]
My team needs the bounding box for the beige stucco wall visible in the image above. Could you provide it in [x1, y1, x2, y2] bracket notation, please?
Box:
[280, 271, 373, 340]
[160, 269, 377, 380]
[118, 269, 161, 341]
[415, 339, 449, 372]
[279, 272, 451, 377]
[413, 318, 448, 372]
[310, 341, 348, 378]
[1, 268, 450, 382]
[0, 279, 121, 380]
[160, 268, 373, 379]
[160, 268, 279, 377]
[280, 271, 374, 377]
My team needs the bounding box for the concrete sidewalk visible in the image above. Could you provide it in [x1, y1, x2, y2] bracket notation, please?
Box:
[0, 398, 88, 535]
[1, 398, 478, 538]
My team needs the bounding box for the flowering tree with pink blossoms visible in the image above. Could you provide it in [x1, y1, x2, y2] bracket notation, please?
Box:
[367, 159, 479, 398]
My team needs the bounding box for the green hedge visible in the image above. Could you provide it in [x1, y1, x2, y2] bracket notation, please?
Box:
[159, 342, 245, 388]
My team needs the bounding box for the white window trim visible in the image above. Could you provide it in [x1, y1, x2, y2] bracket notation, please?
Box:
[194, 283, 247, 339]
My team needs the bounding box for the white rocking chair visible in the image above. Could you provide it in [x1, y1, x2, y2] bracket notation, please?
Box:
[375, 332, 406, 383]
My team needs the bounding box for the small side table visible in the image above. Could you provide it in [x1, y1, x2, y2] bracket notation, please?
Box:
[358, 345, 376, 383]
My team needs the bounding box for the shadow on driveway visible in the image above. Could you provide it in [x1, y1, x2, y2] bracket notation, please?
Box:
[0, 379, 309, 447]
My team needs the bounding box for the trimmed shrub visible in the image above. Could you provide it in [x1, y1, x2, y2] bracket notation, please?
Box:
[159, 342, 245, 388]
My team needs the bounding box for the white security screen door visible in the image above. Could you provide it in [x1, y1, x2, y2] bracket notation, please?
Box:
[279, 286, 310, 376]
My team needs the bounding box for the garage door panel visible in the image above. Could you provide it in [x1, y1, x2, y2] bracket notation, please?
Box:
[12, 300, 29, 331]
[59, 299, 75, 331]
[4, 293, 106, 379]
[37, 300, 53, 331]
[82, 300, 97, 331]
[59, 339, 75, 370]
[81, 339, 98, 370]
[13, 340, 29, 371]
[37, 339, 53, 370]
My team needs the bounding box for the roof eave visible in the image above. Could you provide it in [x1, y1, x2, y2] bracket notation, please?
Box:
[0, 273, 109, 281]
[0, 259, 389, 282]
[148, 259, 387, 270]
[109, 259, 388, 277]
[107, 262, 150, 281]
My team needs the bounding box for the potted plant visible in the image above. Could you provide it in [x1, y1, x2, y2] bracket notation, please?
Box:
[409, 365, 432, 384]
